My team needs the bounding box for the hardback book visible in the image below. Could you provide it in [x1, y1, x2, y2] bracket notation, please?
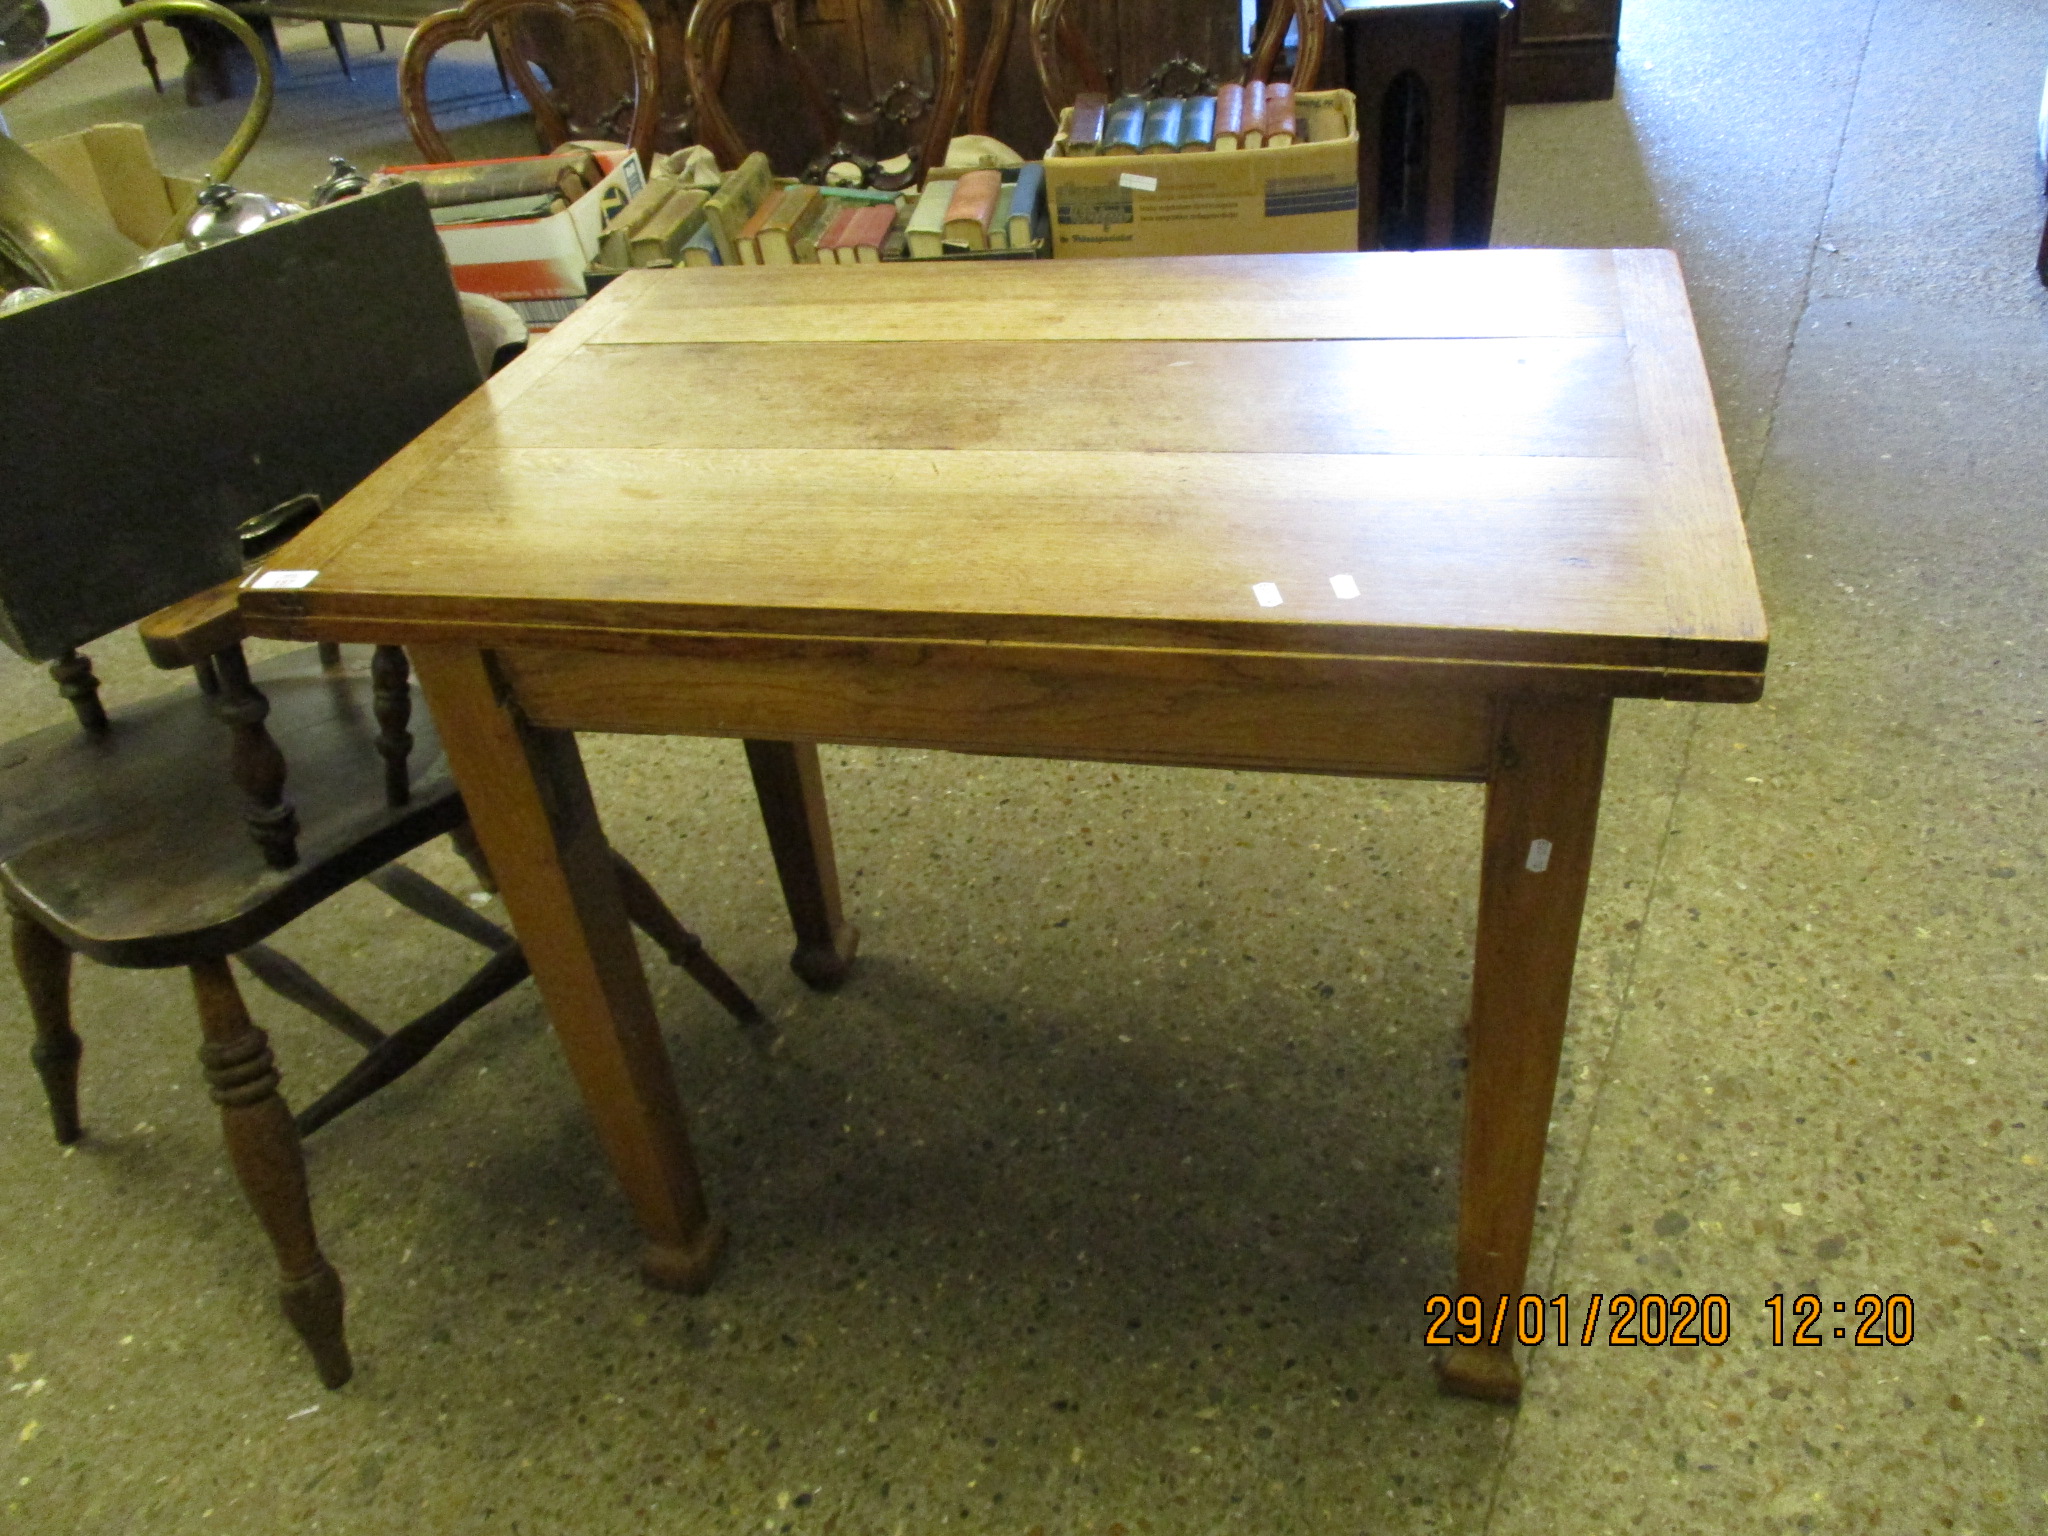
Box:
[905, 180, 953, 258]
[942, 169, 1000, 251]
[814, 202, 863, 264]
[757, 184, 823, 264]
[678, 222, 723, 266]
[734, 190, 784, 265]
[597, 176, 679, 266]
[1242, 81, 1268, 151]
[795, 196, 840, 263]
[1103, 94, 1147, 155]
[987, 184, 1015, 250]
[387, 153, 594, 209]
[838, 201, 896, 263]
[1140, 97, 1185, 154]
[1066, 92, 1108, 155]
[1265, 82, 1297, 148]
[1213, 84, 1244, 152]
[431, 192, 562, 227]
[699, 152, 774, 266]
[1007, 162, 1044, 246]
[628, 187, 709, 267]
[1180, 95, 1217, 151]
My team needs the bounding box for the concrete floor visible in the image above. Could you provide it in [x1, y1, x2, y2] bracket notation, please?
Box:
[5, 2, 2048, 1531]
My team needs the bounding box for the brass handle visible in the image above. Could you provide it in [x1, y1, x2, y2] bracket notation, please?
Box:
[0, 0, 274, 189]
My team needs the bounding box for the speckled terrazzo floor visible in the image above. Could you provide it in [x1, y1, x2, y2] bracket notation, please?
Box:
[5, 3, 2048, 1532]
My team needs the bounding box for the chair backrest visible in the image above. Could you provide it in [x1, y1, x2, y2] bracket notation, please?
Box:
[0, 184, 479, 663]
[398, 0, 662, 169]
[683, 0, 966, 188]
[1026, 0, 1325, 118]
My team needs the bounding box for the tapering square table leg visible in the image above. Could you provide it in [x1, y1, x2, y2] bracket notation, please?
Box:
[1439, 695, 1611, 1403]
[411, 644, 725, 1292]
[743, 739, 859, 990]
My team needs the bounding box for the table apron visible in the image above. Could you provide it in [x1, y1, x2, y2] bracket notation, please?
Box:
[493, 645, 1504, 781]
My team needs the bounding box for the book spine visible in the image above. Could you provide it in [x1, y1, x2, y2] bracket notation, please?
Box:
[1180, 95, 1216, 152]
[628, 188, 708, 267]
[814, 202, 861, 264]
[678, 223, 722, 266]
[760, 185, 822, 264]
[598, 177, 678, 267]
[1243, 81, 1267, 150]
[790, 194, 834, 263]
[988, 183, 1015, 249]
[942, 168, 1000, 250]
[1265, 83, 1296, 147]
[1066, 91, 1108, 155]
[700, 151, 772, 265]
[905, 180, 951, 258]
[843, 201, 897, 261]
[1214, 83, 1244, 151]
[1140, 97, 1184, 153]
[1007, 162, 1044, 246]
[1103, 94, 1147, 154]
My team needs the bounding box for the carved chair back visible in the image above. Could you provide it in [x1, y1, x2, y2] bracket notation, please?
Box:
[684, 0, 967, 188]
[399, 0, 663, 167]
[1025, 0, 1325, 119]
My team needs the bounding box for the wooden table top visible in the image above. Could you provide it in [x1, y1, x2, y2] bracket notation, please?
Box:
[243, 249, 1767, 702]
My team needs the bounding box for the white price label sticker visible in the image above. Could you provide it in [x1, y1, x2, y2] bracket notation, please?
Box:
[248, 569, 319, 590]
[1118, 172, 1158, 192]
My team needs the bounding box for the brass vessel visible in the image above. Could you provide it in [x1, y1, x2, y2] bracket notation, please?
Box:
[0, 0, 273, 291]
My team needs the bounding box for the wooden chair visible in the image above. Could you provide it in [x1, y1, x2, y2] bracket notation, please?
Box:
[683, 0, 966, 189]
[399, 0, 662, 167]
[0, 186, 760, 1389]
[1024, 0, 1325, 119]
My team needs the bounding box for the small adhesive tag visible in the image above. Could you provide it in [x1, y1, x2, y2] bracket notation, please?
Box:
[1118, 172, 1158, 192]
[1330, 574, 1360, 599]
[1252, 582, 1282, 607]
[248, 569, 318, 590]
[1525, 839, 1553, 873]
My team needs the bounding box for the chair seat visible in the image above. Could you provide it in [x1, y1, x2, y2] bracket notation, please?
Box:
[0, 647, 464, 968]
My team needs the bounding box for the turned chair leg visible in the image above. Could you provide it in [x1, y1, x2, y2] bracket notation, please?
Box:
[12, 907, 82, 1145]
[189, 957, 352, 1389]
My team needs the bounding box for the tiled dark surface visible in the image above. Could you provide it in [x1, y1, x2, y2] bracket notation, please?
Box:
[7, 3, 2048, 1531]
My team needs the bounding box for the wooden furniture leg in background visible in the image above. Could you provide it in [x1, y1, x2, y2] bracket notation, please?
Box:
[743, 740, 859, 990]
[189, 956, 353, 1388]
[411, 645, 726, 1292]
[12, 906, 82, 1145]
[1440, 695, 1611, 1404]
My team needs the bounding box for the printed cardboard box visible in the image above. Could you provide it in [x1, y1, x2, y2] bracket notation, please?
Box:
[1041, 90, 1357, 259]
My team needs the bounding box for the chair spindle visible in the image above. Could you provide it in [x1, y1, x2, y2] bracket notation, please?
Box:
[371, 645, 414, 806]
[49, 649, 108, 735]
[211, 643, 302, 868]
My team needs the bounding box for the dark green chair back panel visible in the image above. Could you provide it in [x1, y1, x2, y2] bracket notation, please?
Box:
[0, 183, 478, 660]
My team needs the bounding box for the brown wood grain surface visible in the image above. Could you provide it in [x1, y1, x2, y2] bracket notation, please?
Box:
[239, 250, 1763, 700]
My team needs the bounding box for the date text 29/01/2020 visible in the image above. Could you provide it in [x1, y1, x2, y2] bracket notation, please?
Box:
[1424, 1293, 1917, 1349]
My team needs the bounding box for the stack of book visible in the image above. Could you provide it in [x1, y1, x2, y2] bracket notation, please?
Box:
[901, 163, 1047, 259]
[377, 151, 604, 225]
[593, 152, 916, 269]
[1058, 83, 1302, 156]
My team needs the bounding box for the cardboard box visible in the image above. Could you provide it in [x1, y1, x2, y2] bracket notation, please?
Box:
[1041, 90, 1358, 259]
[26, 123, 202, 250]
[387, 149, 645, 308]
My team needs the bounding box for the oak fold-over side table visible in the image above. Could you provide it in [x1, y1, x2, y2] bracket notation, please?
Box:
[239, 249, 1767, 1404]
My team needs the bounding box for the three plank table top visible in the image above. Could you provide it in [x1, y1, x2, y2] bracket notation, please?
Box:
[242, 247, 1766, 1402]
